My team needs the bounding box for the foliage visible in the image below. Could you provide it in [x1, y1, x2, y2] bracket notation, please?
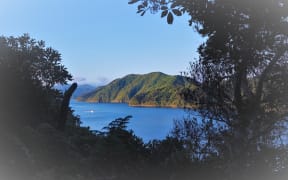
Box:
[0, 34, 72, 127]
[0, 34, 72, 88]
[130, 0, 288, 178]
[128, 0, 183, 24]
[0, 34, 83, 179]
[2, 5, 288, 178]
[99, 116, 146, 161]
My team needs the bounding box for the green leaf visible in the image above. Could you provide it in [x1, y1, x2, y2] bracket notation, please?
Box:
[172, 9, 182, 16]
[167, 12, 174, 24]
[161, 10, 168, 18]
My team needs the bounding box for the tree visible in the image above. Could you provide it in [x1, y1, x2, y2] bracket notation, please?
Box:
[0, 34, 72, 88]
[59, 83, 78, 131]
[130, 0, 288, 176]
[0, 34, 73, 127]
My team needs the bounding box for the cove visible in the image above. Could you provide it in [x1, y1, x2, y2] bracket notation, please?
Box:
[70, 100, 189, 142]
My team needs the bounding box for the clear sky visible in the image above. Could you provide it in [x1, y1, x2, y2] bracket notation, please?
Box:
[0, 0, 203, 85]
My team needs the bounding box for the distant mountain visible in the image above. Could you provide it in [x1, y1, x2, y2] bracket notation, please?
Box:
[54, 84, 96, 99]
[77, 72, 194, 107]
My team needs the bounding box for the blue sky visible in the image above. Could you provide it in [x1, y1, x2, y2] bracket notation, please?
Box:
[0, 0, 203, 85]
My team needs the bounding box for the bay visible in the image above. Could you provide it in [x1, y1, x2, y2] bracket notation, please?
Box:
[70, 100, 188, 142]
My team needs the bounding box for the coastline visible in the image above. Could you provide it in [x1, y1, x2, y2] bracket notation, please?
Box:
[76, 99, 195, 109]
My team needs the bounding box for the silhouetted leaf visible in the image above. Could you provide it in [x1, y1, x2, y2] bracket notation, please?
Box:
[138, 4, 144, 10]
[171, 3, 177, 9]
[160, 0, 166, 5]
[137, 10, 143, 14]
[172, 9, 182, 16]
[167, 12, 174, 24]
[128, 0, 139, 4]
[161, 6, 168, 10]
[141, 11, 146, 16]
[161, 10, 168, 18]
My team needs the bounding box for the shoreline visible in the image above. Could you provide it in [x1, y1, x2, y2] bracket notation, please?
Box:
[75, 99, 195, 109]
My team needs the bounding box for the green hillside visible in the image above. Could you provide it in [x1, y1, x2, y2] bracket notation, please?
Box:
[77, 72, 193, 107]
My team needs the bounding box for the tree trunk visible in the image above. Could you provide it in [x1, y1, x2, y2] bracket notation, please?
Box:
[58, 83, 77, 131]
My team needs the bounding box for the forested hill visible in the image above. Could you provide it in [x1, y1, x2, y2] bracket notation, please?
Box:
[77, 72, 192, 107]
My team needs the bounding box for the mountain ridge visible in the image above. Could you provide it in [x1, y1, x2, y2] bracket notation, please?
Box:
[77, 72, 195, 108]
[54, 84, 96, 99]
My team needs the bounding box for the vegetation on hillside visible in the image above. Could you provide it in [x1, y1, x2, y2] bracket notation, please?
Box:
[1, 0, 288, 179]
[0, 34, 220, 180]
[78, 72, 195, 107]
[0, 34, 73, 129]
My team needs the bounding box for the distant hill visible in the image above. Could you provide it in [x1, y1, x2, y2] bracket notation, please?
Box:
[54, 84, 96, 99]
[77, 72, 194, 107]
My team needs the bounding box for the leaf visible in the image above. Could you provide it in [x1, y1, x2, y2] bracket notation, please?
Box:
[161, 10, 168, 18]
[167, 12, 174, 24]
[161, 6, 168, 10]
[128, 0, 139, 4]
[141, 11, 146, 16]
[172, 9, 182, 16]
[138, 4, 144, 10]
[171, 3, 177, 9]
[137, 10, 143, 14]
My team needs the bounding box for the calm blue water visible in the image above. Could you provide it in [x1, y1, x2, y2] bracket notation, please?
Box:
[70, 100, 189, 142]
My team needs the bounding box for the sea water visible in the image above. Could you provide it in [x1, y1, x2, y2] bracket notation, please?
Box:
[70, 100, 189, 142]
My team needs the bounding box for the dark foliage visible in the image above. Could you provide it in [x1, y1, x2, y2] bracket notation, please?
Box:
[59, 83, 78, 131]
[2, 4, 288, 177]
[0, 34, 72, 128]
[130, 0, 288, 179]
